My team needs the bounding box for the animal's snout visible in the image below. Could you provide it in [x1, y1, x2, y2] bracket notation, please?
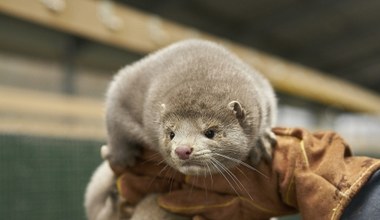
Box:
[175, 145, 193, 160]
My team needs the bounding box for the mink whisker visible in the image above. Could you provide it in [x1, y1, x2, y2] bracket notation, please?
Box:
[212, 157, 254, 200]
[214, 153, 269, 179]
[144, 152, 162, 163]
[147, 164, 169, 190]
[205, 161, 214, 186]
[210, 157, 240, 198]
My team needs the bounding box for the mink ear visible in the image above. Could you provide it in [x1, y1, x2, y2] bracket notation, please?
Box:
[228, 101, 245, 120]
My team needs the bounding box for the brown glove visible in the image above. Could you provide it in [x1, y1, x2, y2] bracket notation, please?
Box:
[113, 151, 296, 219]
[110, 127, 380, 220]
[111, 149, 185, 205]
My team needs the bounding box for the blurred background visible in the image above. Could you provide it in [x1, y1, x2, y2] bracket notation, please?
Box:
[0, 0, 380, 219]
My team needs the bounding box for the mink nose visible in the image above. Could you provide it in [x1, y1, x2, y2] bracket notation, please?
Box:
[175, 145, 193, 160]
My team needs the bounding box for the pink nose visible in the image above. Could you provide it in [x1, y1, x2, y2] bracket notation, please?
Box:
[175, 145, 193, 160]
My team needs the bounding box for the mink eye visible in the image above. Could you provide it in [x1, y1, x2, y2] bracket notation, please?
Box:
[169, 131, 175, 140]
[204, 129, 215, 139]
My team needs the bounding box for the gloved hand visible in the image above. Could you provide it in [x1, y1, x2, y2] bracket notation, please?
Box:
[112, 149, 294, 220]
[109, 128, 380, 220]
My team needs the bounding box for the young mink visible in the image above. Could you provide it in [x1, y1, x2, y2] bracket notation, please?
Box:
[85, 39, 277, 220]
[105, 39, 276, 174]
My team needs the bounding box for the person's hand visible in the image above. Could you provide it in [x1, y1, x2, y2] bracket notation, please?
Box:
[109, 146, 293, 219]
[109, 127, 380, 220]
[108, 147, 185, 205]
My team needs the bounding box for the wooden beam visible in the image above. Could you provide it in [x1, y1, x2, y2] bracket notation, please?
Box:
[1, 0, 380, 113]
[0, 86, 105, 140]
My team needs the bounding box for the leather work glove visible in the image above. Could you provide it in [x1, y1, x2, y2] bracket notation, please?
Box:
[110, 127, 380, 220]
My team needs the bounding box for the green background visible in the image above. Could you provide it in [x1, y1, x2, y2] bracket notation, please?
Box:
[0, 134, 102, 220]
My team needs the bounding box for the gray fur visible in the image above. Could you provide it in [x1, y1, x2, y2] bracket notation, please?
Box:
[84, 161, 119, 220]
[88, 39, 277, 219]
[106, 39, 277, 170]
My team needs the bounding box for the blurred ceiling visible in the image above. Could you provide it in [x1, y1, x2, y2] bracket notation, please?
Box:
[119, 0, 380, 93]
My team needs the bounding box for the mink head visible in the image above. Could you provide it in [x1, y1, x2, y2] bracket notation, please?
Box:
[157, 100, 258, 175]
